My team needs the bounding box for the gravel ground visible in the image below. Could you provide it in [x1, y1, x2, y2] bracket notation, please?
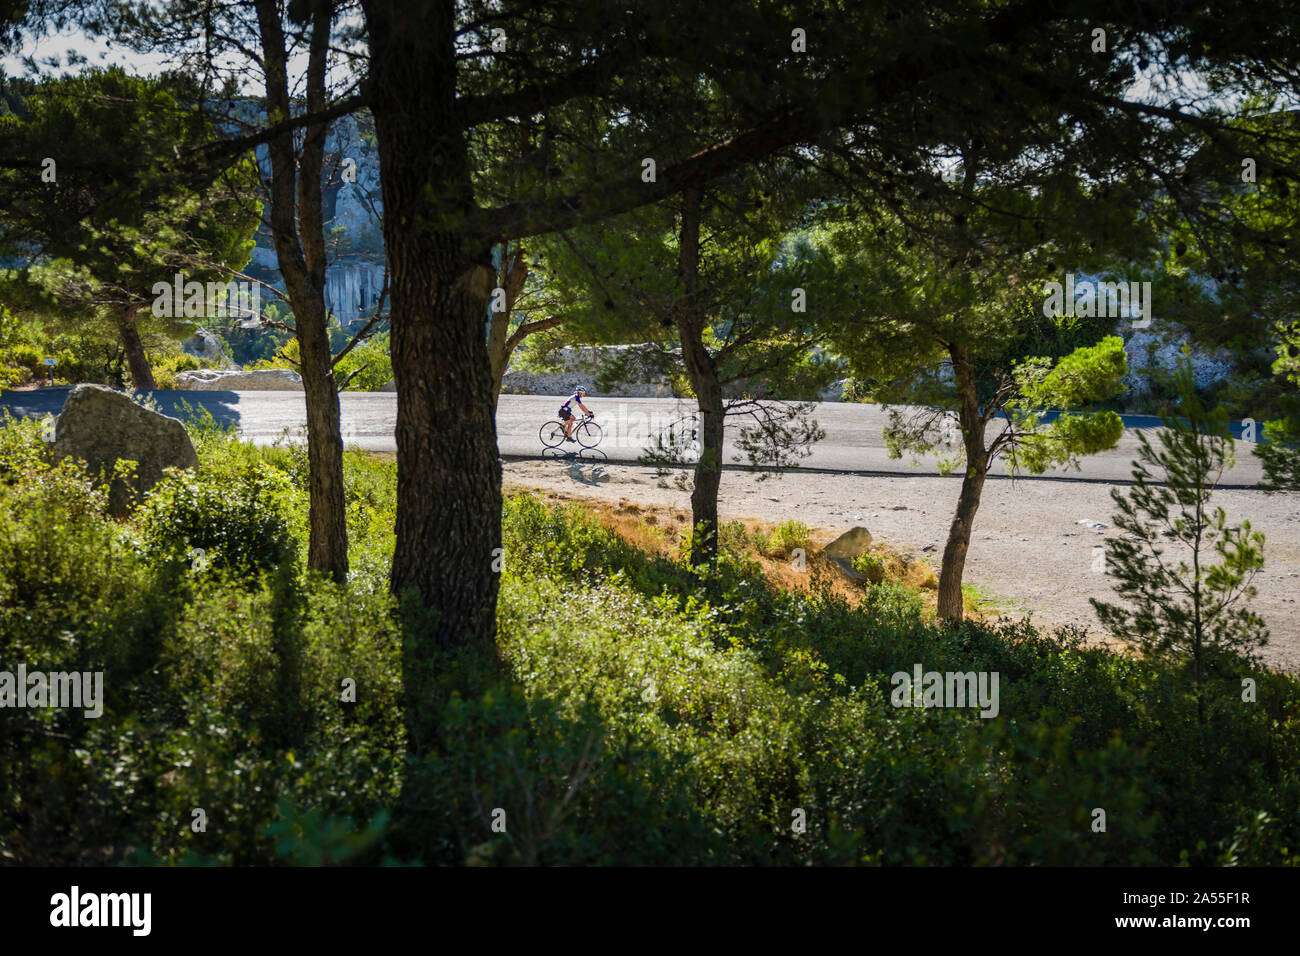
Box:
[504, 459, 1300, 673]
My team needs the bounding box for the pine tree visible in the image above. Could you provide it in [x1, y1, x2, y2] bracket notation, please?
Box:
[1091, 353, 1268, 724]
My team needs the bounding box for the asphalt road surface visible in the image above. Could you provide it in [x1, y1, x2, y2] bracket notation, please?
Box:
[0, 386, 1269, 485]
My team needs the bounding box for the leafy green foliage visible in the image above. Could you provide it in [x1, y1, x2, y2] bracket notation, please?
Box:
[251, 326, 394, 392]
[755, 519, 813, 559]
[0, 68, 261, 376]
[1002, 337, 1129, 473]
[1256, 319, 1300, 491]
[1091, 356, 1268, 723]
[0, 303, 160, 387]
[136, 461, 297, 577]
[1, 418, 1297, 866]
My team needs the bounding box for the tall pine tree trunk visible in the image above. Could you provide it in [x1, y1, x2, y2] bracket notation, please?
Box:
[115, 303, 155, 390]
[366, 1, 502, 737]
[937, 344, 989, 620]
[673, 186, 725, 565]
[297, 300, 348, 581]
[688, 373, 726, 565]
[487, 243, 528, 409]
[255, 0, 348, 582]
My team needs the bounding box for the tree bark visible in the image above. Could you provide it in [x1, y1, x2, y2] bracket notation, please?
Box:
[114, 303, 155, 390]
[365, 1, 502, 717]
[298, 301, 348, 582]
[937, 344, 989, 620]
[255, 0, 348, 583]
[672, 186, 725, 565]
[688, 371, 726, 566]
[487, 242, 528, 408]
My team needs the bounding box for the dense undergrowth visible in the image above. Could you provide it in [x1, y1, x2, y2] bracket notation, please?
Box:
[0, 410, 1296, 865]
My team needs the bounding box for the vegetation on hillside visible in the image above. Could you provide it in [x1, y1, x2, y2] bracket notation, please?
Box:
[1, 412, 1295, 866]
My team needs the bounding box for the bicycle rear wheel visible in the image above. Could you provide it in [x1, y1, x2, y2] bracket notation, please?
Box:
[575, 420, 603, 448]
[539, 420, 567, 448]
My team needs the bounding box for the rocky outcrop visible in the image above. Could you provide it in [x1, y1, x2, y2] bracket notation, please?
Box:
[174, 368, 303, 390]
[50, 384, 198, 516]
[323, 259, 385, 326]
[502, 344, 678, 398]
[1122, 326, 1236, 401]
[180, 328, 235, 368]
[246, 112, 385, 328]
[325, 114, 382, 237]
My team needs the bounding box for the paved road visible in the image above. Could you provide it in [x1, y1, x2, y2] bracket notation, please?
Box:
[0, 386, 1269, 485]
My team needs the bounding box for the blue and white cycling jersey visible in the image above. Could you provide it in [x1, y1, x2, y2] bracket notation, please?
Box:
[560, 393, 584, 411]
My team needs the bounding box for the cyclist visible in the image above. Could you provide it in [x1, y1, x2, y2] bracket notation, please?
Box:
[558, 385, 594, 442]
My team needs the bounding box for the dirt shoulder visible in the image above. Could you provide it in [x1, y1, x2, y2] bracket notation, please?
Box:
[503, 458, 1300, 673]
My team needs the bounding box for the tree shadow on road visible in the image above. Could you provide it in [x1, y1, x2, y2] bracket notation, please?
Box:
[540, 446, 609, 485]
[0, 386, 245, 430]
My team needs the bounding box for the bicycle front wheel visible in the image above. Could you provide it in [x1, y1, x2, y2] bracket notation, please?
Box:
[575, 420, 603, 448]
[539, 421, 567, 448]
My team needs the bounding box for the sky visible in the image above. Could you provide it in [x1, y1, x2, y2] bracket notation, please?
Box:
[2, 25, 172, 77]
[8, 17, 1260, 118]
[1, 22, 323, 90]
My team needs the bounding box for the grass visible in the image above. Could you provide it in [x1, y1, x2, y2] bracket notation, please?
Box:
[524, 487, 966, 615]
[961, 582, 1018, 618]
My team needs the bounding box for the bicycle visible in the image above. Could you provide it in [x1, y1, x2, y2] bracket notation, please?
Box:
[539, 412, 602, 449]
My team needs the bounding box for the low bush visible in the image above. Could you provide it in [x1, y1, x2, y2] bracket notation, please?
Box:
[151, 352, 208, 389]
[252, 331, 393, 392]
[136, 460, 298, 577]
[755, 519, 813, 559]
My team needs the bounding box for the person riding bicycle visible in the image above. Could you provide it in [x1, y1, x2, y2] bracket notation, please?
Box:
[558, 386, 593, 443]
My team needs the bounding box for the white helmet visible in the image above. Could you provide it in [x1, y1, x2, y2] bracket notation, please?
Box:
[574, 384, 588, 394]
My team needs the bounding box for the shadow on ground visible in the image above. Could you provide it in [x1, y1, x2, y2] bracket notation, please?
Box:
[0, 386, 245, 429]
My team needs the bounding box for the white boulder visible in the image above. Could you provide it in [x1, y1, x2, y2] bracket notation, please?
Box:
[174, 368, 303, 391]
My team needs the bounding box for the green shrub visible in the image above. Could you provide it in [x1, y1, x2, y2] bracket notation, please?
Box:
[252, 332, 394, 392]
[851, 551, 887, 583]
[718, 519, 751, 554]
[335, 333, 393, 392]
[152, 352, 206, 389]
[0, 410, 49, 481]
[758, 519, 813, 558]
[136, 459, 297, 576]
[7, 343, 44, 375]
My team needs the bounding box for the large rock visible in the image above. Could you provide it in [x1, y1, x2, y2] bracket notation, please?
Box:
[820, 526, 874, 561]
[827, 556, 866, 584]
[821, 526, 875, 585]
[180, 328, 235, 368]
[174, 368, 303, 390]
[51, 384, 198, 516]
[1123, 325, 1236, 400]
